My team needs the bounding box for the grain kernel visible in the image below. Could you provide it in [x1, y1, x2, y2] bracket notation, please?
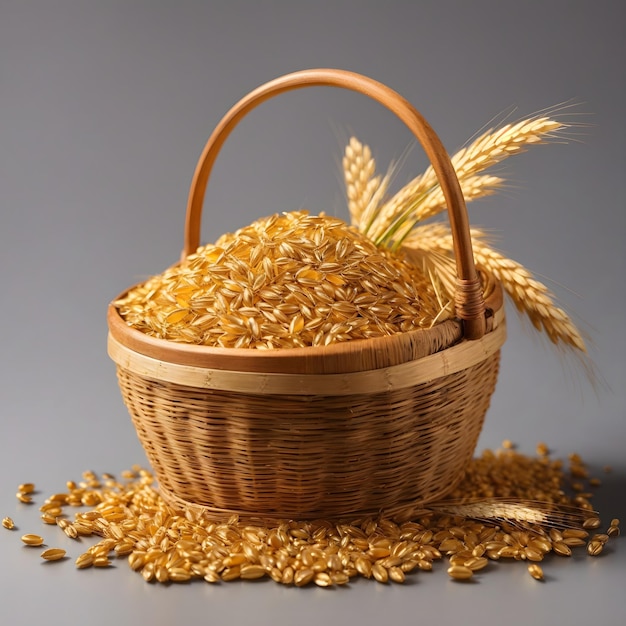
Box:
[41, 548, 66, 561]
[447, 565, 473, 580]
[2, 516, 15, 530]
[552, 542, 572, 557]
[583, 517, 601, 530]
[314, 572, 333, 587]
[562, 537, 586, 547]
[465, 556, 488, 571]
[294, 568, 315, 587]
[388, 566, 405, 583]
[168, 568, 191, 582]
[75, 553, 94, 569]
[371, 563, 388, 583]
[528, 564, 544, 580]
[21, 533, 44, 546]
[240, 564, 266, 580]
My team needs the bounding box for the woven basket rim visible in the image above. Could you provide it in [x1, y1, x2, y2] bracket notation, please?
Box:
[109, 317, 505, 394]
[108, 272, 503, 375]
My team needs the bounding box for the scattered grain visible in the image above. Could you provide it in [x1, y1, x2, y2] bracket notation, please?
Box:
[2, 516, 15, 530]
[21, 534, 44, 546]
[4, 444, 619, 588]
[371, 563, 388, 583]
[447, 565, 473, 581]
[294, 568, 315, 587]
[528, 564, 544, 580]
[75, 553, 94, 569]
[388, 567, 405, 583]
[583, 517, 601, 530]
[41, 548, 66, 561]
[552, 542, 572, 557]
[587, 541, 604, 556]
[464, 556, 488, 571]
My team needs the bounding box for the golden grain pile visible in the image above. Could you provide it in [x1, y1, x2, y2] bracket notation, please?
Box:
[4, 445, 619, 586]
[115, 211, 451, 348]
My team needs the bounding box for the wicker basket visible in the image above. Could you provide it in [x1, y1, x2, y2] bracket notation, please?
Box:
[107, 69, 506, 521]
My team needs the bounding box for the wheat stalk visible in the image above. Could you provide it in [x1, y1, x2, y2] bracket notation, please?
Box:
[403, 223, 587, 352]
[379, 173, 503, 250]
[366, 115, 566, 243]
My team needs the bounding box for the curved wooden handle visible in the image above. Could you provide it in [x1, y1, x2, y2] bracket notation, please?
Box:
[184, 69, 485, 339]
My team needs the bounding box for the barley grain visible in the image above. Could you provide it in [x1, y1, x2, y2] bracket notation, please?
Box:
[41, 548, 66, 561]
[464, 556, 488, 571]
[294, 568, 315, 587]
[21, 533, 44, 546]
[240, 564, 266, 580]
[371, 563, 388, 583]
[528, 564, 544, 580]
[552, 542, 572, 557]
[447, 565, 473, 581]
[2, 516, 15, 530]
[75, 553, 94, 569]
[314, 572, 333, 587]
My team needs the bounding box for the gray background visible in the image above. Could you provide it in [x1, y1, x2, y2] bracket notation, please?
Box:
[1, 1, 624, 624]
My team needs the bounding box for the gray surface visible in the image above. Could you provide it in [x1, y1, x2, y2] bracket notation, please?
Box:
[0, 1, 624, 624]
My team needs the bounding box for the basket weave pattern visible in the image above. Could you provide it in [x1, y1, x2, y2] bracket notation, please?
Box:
[116, 353, 499, 519]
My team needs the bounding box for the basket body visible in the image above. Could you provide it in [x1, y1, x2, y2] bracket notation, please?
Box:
[113, 350, 500, 520]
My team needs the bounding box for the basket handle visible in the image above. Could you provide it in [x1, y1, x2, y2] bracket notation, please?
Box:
[183, 69, 486, 339]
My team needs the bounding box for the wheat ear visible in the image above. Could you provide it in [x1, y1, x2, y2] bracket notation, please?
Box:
[404, 223, 587, 352]
[368, 115, 567, 243]
[342, 137, 381, 227]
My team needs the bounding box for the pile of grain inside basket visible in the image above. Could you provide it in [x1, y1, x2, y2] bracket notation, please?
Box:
[3, 445, 620, 586]
[114, 211, 452, 348]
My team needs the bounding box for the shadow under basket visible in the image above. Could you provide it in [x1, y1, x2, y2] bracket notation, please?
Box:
[106, 68, 507, 522]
